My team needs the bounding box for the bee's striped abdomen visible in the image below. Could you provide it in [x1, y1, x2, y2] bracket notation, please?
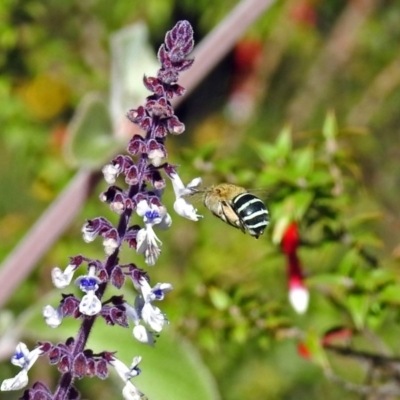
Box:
[232, 193, 269, 238]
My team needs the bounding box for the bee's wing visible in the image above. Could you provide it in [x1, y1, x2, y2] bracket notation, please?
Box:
[182, 189, 205, 204]
[246, 188, 271, 203]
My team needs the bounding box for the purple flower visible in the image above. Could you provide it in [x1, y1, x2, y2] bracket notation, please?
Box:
[2, 20, 196, 399]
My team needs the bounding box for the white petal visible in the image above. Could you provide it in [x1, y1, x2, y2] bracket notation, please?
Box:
[138, 278, 152, 298]
[79, 292, 102, 316]
[150, 283, 173, 301]
[82, 222, 98, 243]
[145, 248, 161, 266]
[170, 172, 185, 195]
[124, 302, 141, 325]
[24, 347, 43, 371]
[43, 305, 63, 328]
[136, 229, 147, 253]
[103, 237, 119, 255]
[110, 358, 130, 381]
[157, 283, 173, 293]
[148, 149, 165, 167]
[136, 228, 162, 266]
[157, 213, 172, 230]
[122, 381, 146, 400]
[102, 164, 119, 185]
[133, 325, 155, 346]
[110, 356, 142, 381]
[173, 198, 202, 221]
[51, 264, 75, 289]
[141, 303, 167, 332]
[136, 200, 150, 217]
[170, 173, 201, 198]
[289, 286, 309, 314]
[1, 370, 28, 391]
[129, 356, 142, 371]
[187, 177, 202, 188]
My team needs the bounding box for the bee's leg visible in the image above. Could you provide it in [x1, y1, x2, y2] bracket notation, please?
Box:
[221, 202, 245, 232]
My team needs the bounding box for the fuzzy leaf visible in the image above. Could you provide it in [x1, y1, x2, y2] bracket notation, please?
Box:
[64, 93, 121, 169]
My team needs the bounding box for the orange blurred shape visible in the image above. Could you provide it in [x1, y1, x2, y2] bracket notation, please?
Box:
[50, 124, 68, 150]
[297, 342, 312, 359]
[17, 74, 70, 120]
[290, 1, 317, 27]
[233, 39, 263, 73]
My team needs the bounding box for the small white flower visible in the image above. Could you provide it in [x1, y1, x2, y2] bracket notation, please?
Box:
[139, 278, 173, 303]
[148, 282, 173, 301]
[1, 370, 28, 391]
[1, 343, 43, 392]
[82, 221, 98, 243]
[80, 291, 102, 316]
[174, 198, 203, 221]
[124, 303, 155, 346]
[103, 236, 119, 255]
[111, 356, 142, 381]
[169, 173, 203, 221]
[136, 200, 173, 265]
[102, 163, 120, 185]
[135, 278, 172, 331]
[43, 305, 63, 328]
[136, 227, 162, 266]
[51, 264, 76, 289]
[170, 173, 202, 197]
[136, 200, 165, 222]
[75, 267, 102, 316]
[109, 356, 146, 400]
[289, 283, 309, 314]
[133, 325, 155, 346]
[110, 199, 125, 214]
[148, 148, 166, 167]
[11, 343, 42, 370]
[141, 302, 168, 332]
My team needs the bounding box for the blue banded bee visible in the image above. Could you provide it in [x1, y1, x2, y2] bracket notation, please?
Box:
[191, 183, 269, 239]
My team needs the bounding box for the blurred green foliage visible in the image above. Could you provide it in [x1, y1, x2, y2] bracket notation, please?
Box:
[1, 1, 400, 399]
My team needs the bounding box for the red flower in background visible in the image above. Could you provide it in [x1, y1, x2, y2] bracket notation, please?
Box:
[281, 222, 309, 314]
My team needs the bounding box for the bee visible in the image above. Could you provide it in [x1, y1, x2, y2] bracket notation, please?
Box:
[190, 183, 269, 239]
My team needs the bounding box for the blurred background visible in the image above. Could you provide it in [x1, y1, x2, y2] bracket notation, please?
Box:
[1, 0, 400, 399]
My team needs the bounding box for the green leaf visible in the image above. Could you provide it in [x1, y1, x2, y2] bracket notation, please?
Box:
[307, 274, 353, 289]
[110, 22, 159, 124]
[351, 231, 383, 249]
[275, 125, 292, 158]
[253, 142, 278, 163]
[292, 190, 314, 219]
[231, 322, 249, 343]
[337, 249, 360, 275]
[346, 293, 369, 330]
[209, 286, 231, 310]
[378, 284, 400, 305]
[64, 92, 122, 169]
[322, 111, 338, 140]
[292, 147, 314, 179]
